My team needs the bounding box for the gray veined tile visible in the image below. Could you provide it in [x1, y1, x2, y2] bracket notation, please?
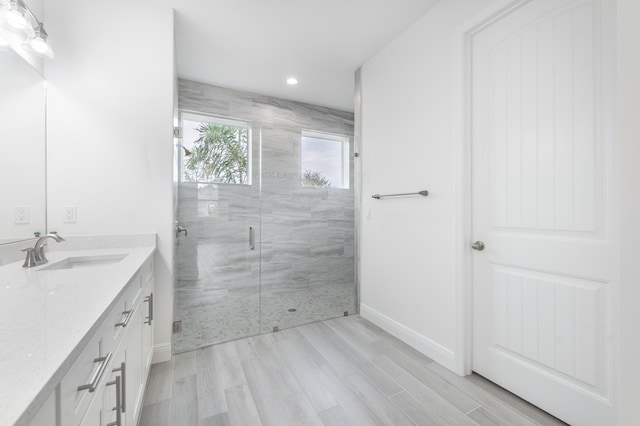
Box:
[344, 374, 415, 426]
[323, 317, 382, 360]
[224, 384, 263, 426]
[139, 400, 170, 426]
[143, 360, 173, 406]
[318, 405, 356, 426]
[195, 347, 228, 420]
[273, 334, 339, 412]
[390, 391, 452, 426]
[467, 406, 512, 426]
[170, 374, 199, 426]
[199, 412, 230, 426]
[371, 354, 479, 425]
[214, 340, 248, 389]
[145, 317, 564, 426]
[465, 373, 568, 426]
[296, 322, 403, 397]
[173, 350, 197, 379]
[426, 363, 539, 426]
[378, 347, 480, 415]
[241, 356, 323, 426]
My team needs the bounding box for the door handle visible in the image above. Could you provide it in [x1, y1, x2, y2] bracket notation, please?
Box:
[249, 226, 255, 251]
[176, 223, 188, 238]
[471, 241, 485, 251]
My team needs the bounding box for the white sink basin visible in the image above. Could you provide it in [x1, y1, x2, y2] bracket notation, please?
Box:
[39, 254, 128, 271]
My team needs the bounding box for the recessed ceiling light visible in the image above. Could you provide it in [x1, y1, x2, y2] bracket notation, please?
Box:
[286, 77, 298, 86]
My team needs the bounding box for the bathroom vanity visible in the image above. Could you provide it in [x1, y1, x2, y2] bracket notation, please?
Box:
[0, 242, 155, 426]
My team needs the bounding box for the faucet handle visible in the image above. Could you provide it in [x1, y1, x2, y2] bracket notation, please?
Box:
[21, 248, 37, 268]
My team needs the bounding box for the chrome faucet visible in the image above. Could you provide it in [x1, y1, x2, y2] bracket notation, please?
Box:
[22, 233, 65, 267]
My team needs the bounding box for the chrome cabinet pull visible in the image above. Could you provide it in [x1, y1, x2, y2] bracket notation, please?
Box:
[105, 375, 122, 426]
[471, 241, 485, 251]
[249, 226, 255, 250]
[112, 362, 126, 413]
[144, 293, 154, 325]
[77, 352, 112, 392]
[115, 309, 134, 328]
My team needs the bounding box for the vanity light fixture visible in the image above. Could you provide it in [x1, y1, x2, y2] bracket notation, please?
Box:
[3, 0, 28, 31]
[0, 0, 54, 58]
[21, 22, 52, 57]
[286, 77, 298, 86]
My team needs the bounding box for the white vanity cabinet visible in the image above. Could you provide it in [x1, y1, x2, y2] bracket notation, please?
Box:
[56, 255, 155, 426]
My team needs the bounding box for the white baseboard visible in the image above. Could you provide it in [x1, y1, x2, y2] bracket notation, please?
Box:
[360, 303, 456, 372]
[152, 343, 172, 363]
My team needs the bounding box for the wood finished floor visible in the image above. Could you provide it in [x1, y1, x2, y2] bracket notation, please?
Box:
[139, 315, 566, 426]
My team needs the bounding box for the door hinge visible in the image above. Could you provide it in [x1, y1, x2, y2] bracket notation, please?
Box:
[354, 152, 360, 158]
[173, 320, 182, 333]
[173, 126, 182, 138]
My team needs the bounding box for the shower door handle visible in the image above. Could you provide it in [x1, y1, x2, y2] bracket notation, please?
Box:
[249, 226, 255, 250]
[176, 222, 188, 238]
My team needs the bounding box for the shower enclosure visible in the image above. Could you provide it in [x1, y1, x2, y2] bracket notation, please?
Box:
[173, 81, 356, 353]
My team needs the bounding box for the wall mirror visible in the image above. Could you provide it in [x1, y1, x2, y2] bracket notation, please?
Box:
[0, 47, 46, 244]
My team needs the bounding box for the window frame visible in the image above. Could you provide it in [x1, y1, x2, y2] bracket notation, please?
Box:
[179, 110, 253, 185]
[300, 130, 350, 189]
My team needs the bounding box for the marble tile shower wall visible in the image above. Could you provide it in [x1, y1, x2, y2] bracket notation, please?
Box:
[176, 79, 355, 348]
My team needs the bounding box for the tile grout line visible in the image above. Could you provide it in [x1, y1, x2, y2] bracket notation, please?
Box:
[465, 405, 482, 415]
[384, 390, 420, 426]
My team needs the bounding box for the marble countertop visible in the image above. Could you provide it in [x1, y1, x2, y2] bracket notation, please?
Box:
[0, 244, 155, 426]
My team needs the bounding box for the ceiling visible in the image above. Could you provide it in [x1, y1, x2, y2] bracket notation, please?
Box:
[164, 0, 441, 112]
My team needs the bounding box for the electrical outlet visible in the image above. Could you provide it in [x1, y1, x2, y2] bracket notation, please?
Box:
[14, 206, 29, 224]
[63, 205, 77, 223]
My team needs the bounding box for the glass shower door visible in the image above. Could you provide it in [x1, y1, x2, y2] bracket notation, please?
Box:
[173, 115, 261, 353]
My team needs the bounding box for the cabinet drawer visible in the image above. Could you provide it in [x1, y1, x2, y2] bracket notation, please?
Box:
[104, 274, 142, 353]
[59, 322, 110, 426]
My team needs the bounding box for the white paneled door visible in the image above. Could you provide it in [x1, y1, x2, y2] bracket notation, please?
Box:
[471, 0, 615, 424]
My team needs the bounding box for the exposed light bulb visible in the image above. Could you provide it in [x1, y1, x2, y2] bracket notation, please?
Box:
[5, 1, 28, 31]
[286, 77, 298, 85]
[27, 34, 47, 53]
[21, 24, 54, 58]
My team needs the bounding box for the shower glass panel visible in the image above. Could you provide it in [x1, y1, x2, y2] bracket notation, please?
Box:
[173, 80, 355, 353]
[259, 126, 356, 333]
[173, 114, 261, 353]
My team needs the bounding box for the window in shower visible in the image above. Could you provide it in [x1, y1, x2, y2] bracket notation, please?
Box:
[300, 131, 350, 189]
[181, 112, 251, 185]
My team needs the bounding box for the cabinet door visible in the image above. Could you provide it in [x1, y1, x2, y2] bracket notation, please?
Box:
[79, 377, 105, 426]
[101, 347, 126, 426]
[125, 306, 143, 426]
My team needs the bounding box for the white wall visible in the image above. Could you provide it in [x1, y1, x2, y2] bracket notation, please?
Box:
[617, 0, 640, 423]
[359, 0, 500, 368]
[45, 0, 175, 361]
